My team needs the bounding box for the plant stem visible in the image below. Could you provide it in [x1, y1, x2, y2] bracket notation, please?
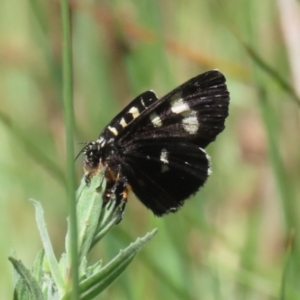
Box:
[60, 0, 79, 298]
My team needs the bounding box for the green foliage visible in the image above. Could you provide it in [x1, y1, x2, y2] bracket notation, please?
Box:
[10, 171, 157, 299]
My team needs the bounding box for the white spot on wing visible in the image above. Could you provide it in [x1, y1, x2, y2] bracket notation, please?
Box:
[141, 98, 146, 107]
[120, 118, 127, 128]
[181, 110, 199, 134]
[170, 97, 190, 114]
[150, 112, 162, 127]
[200, 147, 212, 176]
[128, 106, 140, 119]
[108, 126, 118, 136]
[208, 168, 212, 176]
[160, 148, 169, 164]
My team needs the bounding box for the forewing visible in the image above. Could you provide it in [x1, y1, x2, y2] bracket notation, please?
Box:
[118, 70, 229, 148]
[119, 140, 210, 216]
[99, 90, 159, 140]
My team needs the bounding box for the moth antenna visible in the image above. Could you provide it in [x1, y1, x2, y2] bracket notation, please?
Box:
[75, 142, 88, 161]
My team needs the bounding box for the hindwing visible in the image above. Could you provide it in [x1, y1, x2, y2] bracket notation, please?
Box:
[118, 140, 210, 216]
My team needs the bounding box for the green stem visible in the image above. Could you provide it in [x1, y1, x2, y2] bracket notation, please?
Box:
[60, 0, 79, 299]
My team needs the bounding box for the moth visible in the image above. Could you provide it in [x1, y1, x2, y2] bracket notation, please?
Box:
[81, 70, 229, 216]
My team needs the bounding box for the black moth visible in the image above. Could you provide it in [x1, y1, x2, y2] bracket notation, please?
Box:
[82, 70, 229, 216]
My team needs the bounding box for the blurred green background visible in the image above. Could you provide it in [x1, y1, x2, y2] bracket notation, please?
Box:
[1, 0, 300, 299]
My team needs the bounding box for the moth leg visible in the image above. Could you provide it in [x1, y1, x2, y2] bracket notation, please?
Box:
[102, 179, 115, 206]
[84, 172, 92, 186]
[100, 179, 127, 223]
[120, 186, 129, 212]
[115, 184, 129, 224]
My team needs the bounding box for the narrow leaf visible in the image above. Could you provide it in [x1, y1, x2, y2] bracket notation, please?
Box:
[13, 278, 29, 300]
[31, 200, 65, 294]
[81, 257, 135, 300]
[79, 229, 157, 299]
[91, 197, 124, 247]
[9, 257, 44, 300]
[75, 170, 105, 261]
[32, 249, 45, 285]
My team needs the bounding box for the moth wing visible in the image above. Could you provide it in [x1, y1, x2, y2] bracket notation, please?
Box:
[119, 70, 229, 149]
[119, 139, 210, 216]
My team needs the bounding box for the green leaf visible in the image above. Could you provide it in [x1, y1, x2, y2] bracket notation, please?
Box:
[79, 229, 157, 299]
[79, 256, 88, 279]
[32, 249, 45, 286]
[9, 257, 44, 300]
[91, 196, 124, 247]
[13, 278, 29, 300]
[59, 253, 68, 278]
[85, 260, 103, 278]
[10, 248, 19, 286]
[74, 170, 105, 261]
[30, 200, 65, 294]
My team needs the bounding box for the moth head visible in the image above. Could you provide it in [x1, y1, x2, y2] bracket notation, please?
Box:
[82, 140, 105, 170]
